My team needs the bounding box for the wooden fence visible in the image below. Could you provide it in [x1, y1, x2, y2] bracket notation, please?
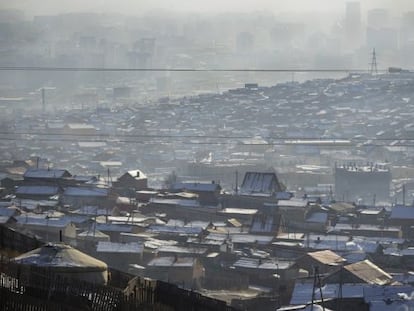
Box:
[0, 224, 43, 255]
[0, 263, 238, 311]
[0, 224, 238, 311]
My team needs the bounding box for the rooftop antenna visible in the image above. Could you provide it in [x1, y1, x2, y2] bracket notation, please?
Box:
[41, 88, 45, 113]
[370, 48, 378, 75]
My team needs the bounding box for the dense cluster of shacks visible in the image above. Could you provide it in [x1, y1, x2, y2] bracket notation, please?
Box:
[2, 165, 414, 311]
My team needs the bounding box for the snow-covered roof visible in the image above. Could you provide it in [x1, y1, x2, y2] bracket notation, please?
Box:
[96, 241, 143, 253]
[233, 257, 293, 270]
[230, 234, 274, 245]
[126, 169, 147, 180]
[12, 243, 107, 270]
[147, 256, 196, 267]
[290, 282, 366, 305]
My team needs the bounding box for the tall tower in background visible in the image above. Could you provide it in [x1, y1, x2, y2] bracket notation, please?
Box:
[345, 1, 362, 50]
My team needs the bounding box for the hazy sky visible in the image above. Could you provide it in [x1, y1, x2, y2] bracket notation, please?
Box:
[1, 0, 414, 16]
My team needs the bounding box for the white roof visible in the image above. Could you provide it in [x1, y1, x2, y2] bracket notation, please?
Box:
[126, 169, 147, 179]
[97, 241, 143, 253]
[278, 198, 309, 208]
[290, 282, 365, 305]
[219, 208, 258, 215]
[67, 123, 95, 130]
[233, 257, 292, 270]
[147, 256, 195, 267]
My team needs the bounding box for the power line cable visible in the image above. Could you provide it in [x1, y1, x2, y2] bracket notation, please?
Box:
[0, 130, 411, 141]
[0, 66, 385, 73]
[1, 135, 414, 146]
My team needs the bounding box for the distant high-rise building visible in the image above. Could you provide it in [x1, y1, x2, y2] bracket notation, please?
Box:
[367, 9, 389, 30]
[236, 32, 254, 53]
[345, 1, 362, 50]
[366, 8, 396, 51]
[401, 11, 414, 46]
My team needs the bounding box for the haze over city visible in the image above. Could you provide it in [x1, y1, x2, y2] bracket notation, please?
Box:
[2, 0, 414, 15]
[1, 0, 414, 310]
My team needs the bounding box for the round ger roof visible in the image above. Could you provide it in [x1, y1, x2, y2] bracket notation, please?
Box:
[12, 243, 107, 271]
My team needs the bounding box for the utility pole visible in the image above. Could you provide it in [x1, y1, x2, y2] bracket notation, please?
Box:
[370, 48, 378, 75]
[311, 266, 325, 311]
[235, 171, 238, 194]
[337, 264, 343, 311]
[403, 184, 406, 206]
[41, 88, 45, 113]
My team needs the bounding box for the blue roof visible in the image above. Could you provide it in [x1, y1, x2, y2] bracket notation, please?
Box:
[390, 206, 414, 220]
[16, 186, 59, 196]
[64, 187, 108, 197]
[24, 168, 70, 179]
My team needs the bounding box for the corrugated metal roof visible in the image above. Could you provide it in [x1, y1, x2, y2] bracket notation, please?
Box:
[239, 172, 281, 196]
[307, 250, 346, 265]
[345, 260, 392, 285]
[251, 215, 274, 232]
